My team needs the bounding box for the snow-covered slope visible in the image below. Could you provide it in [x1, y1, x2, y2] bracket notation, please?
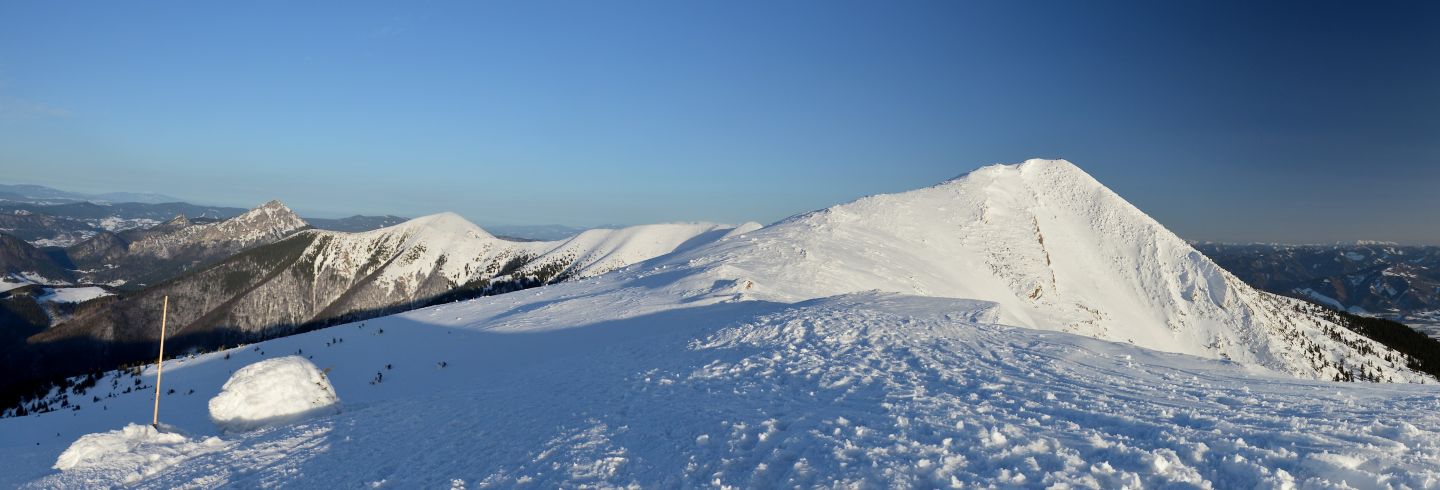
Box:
[39, 213, 755, 345]
[0, 232, 73, 284]
[298, 212, 547, 302]
[512, 222, 764, 282]
[294, 215, 762, 314]
[5, 291, 1440, 488]
[624, 159, 1422, 381]
[50, 159, 1407, 377]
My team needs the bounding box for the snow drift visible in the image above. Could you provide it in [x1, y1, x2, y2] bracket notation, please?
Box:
[208, 356, 340, 433]
[52, 424, 224, 484]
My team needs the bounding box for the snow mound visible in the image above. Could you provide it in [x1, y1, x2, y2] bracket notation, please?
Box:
[208, 356, 340, 433]
[53, 424, 224, 484]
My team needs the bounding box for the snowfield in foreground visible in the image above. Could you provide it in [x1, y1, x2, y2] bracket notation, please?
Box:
[4, 292, 1440, 488]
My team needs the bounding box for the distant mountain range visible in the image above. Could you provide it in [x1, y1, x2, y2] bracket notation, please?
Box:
[1195, 242, 1440, 335]
[0, 194, 756, 413]
[0, 201, 243, 248]
[304, 215, 409, 233]
[0, 183, 593, 245]
[0, 198, 406, 248]
[37, 213, 752, 350]
[0, 183, 183, 205]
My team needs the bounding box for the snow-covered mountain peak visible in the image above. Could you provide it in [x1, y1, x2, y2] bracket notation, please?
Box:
[299, 212, 509, 293]
[199, 200, 309, 243]
[391, 212, 494, 242]
[955, 157, 1089, 180]
[117, 200, 309, 263]
[231, 200, 306, 228]
[625, 159, 1422, 380]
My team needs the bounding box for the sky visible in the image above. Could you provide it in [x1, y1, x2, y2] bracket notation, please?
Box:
[0, 1, 1436, 244]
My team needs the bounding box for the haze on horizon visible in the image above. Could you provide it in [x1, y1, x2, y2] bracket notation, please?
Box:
[0, 1, 1436, 244]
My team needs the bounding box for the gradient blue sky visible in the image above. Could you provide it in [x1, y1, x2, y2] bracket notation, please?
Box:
[1, 1, 1436, 243]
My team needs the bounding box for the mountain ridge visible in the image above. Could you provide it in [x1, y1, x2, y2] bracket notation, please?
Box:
[563, 159, 1427, 381]
[4, 213, 758, 413]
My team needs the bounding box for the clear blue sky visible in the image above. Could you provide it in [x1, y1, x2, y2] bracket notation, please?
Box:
[1, 1, 1436, 243]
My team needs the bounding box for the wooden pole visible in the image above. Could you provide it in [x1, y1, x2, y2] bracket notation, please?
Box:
[152, 295, 168, 428]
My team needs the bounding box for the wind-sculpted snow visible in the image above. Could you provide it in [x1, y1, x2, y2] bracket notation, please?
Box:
[8, 292, 1440, 488]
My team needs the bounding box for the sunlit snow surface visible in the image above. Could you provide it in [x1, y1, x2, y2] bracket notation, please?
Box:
[207, 356, 340, 433]
[4, 291, 1439, 488]
[51, 424, 225, 486]
[6, 160, 1440, 487]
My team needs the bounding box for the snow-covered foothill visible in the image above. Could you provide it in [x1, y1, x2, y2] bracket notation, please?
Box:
[2, 272, 68, 291]
[208, 356, 340, 433]
[52, 424, 224, 485]
[0, 275, 32, 293]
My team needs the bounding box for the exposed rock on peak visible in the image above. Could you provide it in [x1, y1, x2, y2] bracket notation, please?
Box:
[65, 200, 311, 287]
[163, 214, 192, 227]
